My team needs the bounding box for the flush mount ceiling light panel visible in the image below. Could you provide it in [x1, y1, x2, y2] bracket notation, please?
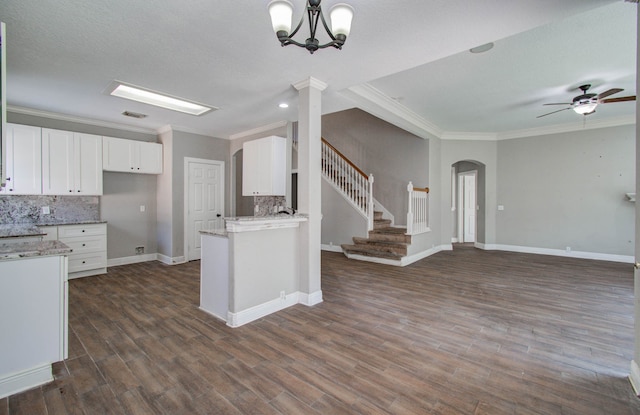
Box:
[106, 81, 217, 116]
[268, 0, 354, 54]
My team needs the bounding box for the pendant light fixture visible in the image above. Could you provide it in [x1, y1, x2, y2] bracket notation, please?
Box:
[268, 0, 354, 54]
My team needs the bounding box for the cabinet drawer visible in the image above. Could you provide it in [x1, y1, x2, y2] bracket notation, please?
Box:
[61, 235, 105, 254]
[68, 252, 107, 273]
[58, 223, 106, 238]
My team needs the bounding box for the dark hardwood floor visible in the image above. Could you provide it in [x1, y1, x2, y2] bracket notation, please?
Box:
[2, 246, 640, 414]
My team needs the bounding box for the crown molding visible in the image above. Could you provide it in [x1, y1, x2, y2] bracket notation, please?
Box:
[440, 132, 498, 141]
[293, 77, 328, 92]
[228, 120, 288, 140]
[495, 114, 636, 140]
[343, 84, 441, 140]
[7, 105, 157, 135]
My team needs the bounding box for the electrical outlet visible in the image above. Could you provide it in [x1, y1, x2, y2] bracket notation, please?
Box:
[42, 206, 50, 215]
[135, 246, 144, 255]
[280, 291, 286, 300]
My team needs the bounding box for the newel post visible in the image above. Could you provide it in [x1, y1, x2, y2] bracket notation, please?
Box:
[367, 174, 374, 231]
[407, 181, 414, 235]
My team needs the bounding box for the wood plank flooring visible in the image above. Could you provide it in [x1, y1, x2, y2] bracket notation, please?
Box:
[2, 245, 640, 414]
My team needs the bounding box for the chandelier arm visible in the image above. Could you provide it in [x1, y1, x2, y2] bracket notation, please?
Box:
[315, 40, 343, 50]
[280, 37, 308, 48]
[308, 5, 320, 43]
[287, 12, 306, 39]
[318, 8, 337, 41]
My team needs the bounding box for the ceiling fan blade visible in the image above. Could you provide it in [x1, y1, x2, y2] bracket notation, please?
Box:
[536, 107, 572, 118]
[543, 102, 572, 106]
[597, 88, 623, 100]
[600, 95, 636, 104]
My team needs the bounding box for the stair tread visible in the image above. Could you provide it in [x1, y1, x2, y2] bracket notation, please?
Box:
[341, 244, 404, 259]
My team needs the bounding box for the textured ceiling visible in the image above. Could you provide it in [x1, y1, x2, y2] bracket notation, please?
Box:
[0, 0, 634, 139]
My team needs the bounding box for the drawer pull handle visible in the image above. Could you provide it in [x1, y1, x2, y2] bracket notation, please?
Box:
[82, 230, 85, 232]
[82, 261, 86, 264]
[82, 243, 86, 246]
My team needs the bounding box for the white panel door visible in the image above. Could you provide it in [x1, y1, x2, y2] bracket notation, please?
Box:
[0, 124, 41, 195]
[42, 128, 74, 195]
[75, 133, 103, 195]
[463, 174, 476, 243]
[186, 159, 224, 261]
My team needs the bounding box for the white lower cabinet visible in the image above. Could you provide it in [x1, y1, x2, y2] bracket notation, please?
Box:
[0, 255, 67, 399]
[40, 223, 107, 278]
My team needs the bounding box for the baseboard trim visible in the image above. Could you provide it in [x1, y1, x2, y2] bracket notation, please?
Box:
[0, 363, 52, 400]
[299, 290, 323, 306]
[227, 293, 300, 328]
[108, 254, 158, 267]
[321, 244, 343, 253]
[477, 243, 633, 263]
[156, 254, 187, 266]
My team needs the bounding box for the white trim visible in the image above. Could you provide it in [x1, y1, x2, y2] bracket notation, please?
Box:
[8, 105, 156, 134]
[299, 290, 323, 306]
[107, 254, 157, 267]
[226, 292, 300, 328]
[321, 243, 343, 252]
[441, 131, 498, 141]
[477, 243, 634, 263]
[0, 363, 53, 399]
[340, 83, 635, 142]
[343, 84, 440, 140]
[157, 253, 186, 265]
[496, 114, 636, 140]
[228, 121, 288, 140]
[292, 77, 328, 91]
[629, 360, 640, 396]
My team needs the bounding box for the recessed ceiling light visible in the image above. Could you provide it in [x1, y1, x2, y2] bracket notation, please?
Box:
[106, 81, 216, 116]
[470, 42, 494, 54]
[278, 103, 289, 109]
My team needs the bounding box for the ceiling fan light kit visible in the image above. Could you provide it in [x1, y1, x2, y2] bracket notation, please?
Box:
[268, 0, 354, 54]
[537, 83, 635, 119]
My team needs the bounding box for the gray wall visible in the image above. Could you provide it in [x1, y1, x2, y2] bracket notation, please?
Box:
[322, 108, 429, 226]
[496, 124, 635, 256]
[7, 111, 159, 260]
[157, 128, 230, 260]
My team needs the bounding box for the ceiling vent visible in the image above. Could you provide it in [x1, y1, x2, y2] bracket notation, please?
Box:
[122, 110, 147, 119]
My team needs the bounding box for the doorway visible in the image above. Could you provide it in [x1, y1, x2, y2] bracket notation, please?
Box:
[457, 171, 477, 243]
[184, 158, 225, 261]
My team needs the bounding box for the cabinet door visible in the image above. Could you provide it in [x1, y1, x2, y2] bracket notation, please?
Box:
[102, 136, 133, 172]
[242, 136, 285, 196]
[42, 128, 74, 194]
[75, 133, 103, 195]
[1, 124, 42, 195]
[137, 141, 163, 174]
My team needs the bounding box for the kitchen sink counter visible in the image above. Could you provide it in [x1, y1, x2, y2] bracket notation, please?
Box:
[36, 220, 107, 226]
[0, 240, 72, 261]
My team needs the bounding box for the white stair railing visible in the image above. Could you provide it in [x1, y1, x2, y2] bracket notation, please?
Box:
[406, 181, 429, 235]
[321, 138, 374, 230]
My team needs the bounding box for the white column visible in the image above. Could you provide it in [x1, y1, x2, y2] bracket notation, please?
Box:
[293, 77, 327, 306]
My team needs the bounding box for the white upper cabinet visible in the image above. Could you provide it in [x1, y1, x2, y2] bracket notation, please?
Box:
[42, 128, 103, 195]
[242, 135, 286, 196]
[0, 123, 42, 195]
[102, 136, 163, 174]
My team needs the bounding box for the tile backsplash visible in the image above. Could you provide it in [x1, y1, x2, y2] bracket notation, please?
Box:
[253, 196, 288, 216]
[0, 195, 100, 224]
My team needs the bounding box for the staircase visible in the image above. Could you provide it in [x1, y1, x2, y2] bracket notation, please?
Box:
[341, 211, 412, 262]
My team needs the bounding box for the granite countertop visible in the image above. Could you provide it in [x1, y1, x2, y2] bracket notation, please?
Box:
[0, 240, 72, 261]
[0, 224, 45, 239]
[200, 228, 228, 237]
[224, 214, 309, 222]
[0, 220, 107, 239]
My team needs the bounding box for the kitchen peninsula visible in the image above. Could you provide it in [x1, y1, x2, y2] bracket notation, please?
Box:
[200, 214, 308, 327]
[0, 237, 71, 399]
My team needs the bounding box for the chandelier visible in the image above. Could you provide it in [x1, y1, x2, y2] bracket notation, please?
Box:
[268, 0, 354, 54]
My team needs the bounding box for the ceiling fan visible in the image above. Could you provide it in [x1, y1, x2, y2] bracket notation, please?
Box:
[537, 84, 636, 118]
